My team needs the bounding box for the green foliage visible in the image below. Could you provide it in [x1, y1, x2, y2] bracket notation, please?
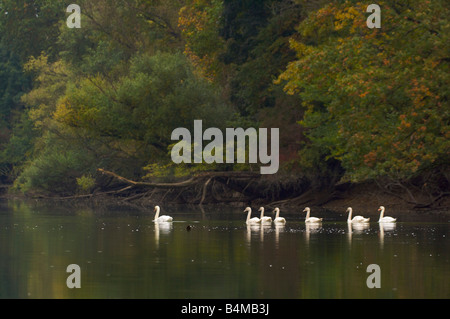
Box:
[277, 0, 450, 181]
[0, 44, 33, 182]
[0, 43, 30, 144]
[179, 0, 225, 80]
[1, 0, 448, 196]
[0, 111, 36, 177]
[15, 51, 231, 193]
[0, 0, 69, 62]
[76, 174, 96, 194]
[56, 51, 230, 154]
[143, 141, 258, 180]
[14, 133, 97, 194]
[220, 0, 304, 115]
[0, 45, 30, 129]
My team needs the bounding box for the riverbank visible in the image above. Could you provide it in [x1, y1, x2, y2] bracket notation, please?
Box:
[319, 182, 450, 216]
[1, 199, 448, 299]
[2, 178, 449, 217]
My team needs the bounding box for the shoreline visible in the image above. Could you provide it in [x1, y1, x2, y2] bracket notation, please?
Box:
[2, 167, 449, 213]
[2, 183, 449, 218]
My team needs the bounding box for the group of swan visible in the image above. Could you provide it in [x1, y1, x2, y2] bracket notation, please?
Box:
[153, 205, 396, 225]
[346, 206, 395, 223]
[244, 206, 319, 225]
[244, 207, 286, 225]
[244, 206, 396, 225]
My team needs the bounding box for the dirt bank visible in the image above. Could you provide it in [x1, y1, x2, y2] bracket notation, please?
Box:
[1, 170, 449, 215]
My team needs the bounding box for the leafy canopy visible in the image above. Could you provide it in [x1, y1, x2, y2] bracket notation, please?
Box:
[277, 0, 450, 181]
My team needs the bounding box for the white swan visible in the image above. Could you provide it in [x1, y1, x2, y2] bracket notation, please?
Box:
[346, 207, 370, 223]
[377, 206, 396, 223]
[153, 205, 173, 223]
[244, 207, 261, 225]
[303, 207, 322, 223]
[258, 207, 272, 224]
[273, 207, 286, 224]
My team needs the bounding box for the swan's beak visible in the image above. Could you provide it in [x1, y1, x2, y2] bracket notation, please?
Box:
[377, 208, 381, 211]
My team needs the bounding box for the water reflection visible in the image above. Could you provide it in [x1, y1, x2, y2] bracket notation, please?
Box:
[379, 222, 397, 247]
[305, 222, 322, 245]
[245, 223, 273, 244]
[260, 224, 271, 243]
[154, 222, 173, 247]
[347, 222, 370, 244]
[0, 200, 448, 299]
[274, 224, 285, 248]
[246, 224, 257, 244]
[352, 223, 370, 232]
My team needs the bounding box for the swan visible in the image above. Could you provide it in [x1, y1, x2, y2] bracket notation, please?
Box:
[273, 207, 286, 224]
[258, 207, 272, 224]
[244, 207, 261, 225]
[346, 207, 370, 223]
[377, 206, 396, 223]
[153, 205, 173, 222]
[303, 207, 322, 223]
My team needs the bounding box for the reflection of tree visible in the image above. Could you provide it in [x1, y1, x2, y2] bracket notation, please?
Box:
[1, 201, 449, 298]
[346, 222, 370, 245]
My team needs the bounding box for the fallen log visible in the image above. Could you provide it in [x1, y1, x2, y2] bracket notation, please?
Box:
[97, 168, 198, 188]
[97, 168, 259, 188]
[96, 168, 261, 204]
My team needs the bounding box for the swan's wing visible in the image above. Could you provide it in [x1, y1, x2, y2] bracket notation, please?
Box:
[248, 217, 261, 224]
[306, 217, 322, 223]
[353, 216, 370, 223]
[157, 215, 173, 222]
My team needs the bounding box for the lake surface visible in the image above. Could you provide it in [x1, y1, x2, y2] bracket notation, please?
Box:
[0, 200, 448, 299]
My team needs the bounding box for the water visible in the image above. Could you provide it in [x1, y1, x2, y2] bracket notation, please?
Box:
[0, 200, 448, 299]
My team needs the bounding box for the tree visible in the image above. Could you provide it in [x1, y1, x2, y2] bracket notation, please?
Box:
[275, 0, 450, 205]
[0, 44, 32, 183]
[14, 50, 231, 193]
[0, 44, 30, 132]
[277, 0, 450, 184]
[178, 0, 225, 81]
[0, 0, 69, 62]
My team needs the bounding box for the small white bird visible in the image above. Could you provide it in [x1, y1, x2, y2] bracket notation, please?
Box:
[258, 207, 272, 224]
[244, 207, 261, 225]
[346, 207, 370, 224]
[153, 205, 173, 223]
[303, 207, 322, 223]
[273, 207, 286, 224]
[377, 206, 396, 223]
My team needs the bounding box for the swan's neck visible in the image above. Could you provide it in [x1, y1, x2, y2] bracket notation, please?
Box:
[154, 207, 160, 219]
[246, 209, 252, 222]
[379, 208, 385, 221]
[305, 210, 310, 220]
[347, 209, 352, 221]
[260, 209, 264, 219]
[275, 209, 279, 219]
